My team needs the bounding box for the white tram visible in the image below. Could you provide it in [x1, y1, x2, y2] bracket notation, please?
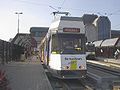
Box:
[39, 12, 87, 79]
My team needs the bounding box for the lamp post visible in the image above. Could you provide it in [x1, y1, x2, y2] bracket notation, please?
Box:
[15, 12, 23, 34]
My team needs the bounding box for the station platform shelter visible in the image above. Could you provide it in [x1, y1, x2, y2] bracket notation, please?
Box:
[93, 37, 120, 59]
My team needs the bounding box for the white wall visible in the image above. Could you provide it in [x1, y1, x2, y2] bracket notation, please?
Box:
[85, 24, 98, 42]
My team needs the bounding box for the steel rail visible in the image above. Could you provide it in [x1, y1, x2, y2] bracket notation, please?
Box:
[87, 62, 120, 76]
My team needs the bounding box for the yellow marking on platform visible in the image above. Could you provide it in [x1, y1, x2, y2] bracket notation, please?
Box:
[87, 60, 120, 69]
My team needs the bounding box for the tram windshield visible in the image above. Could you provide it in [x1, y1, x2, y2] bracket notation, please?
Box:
[52, 33, 85, 54]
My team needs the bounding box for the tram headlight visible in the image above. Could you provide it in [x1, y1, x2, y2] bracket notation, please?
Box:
[66, 66, 69, 69]
[79, 66, 82, 69]
[61, 66, 70, 70]
[79, 65, 85, 69]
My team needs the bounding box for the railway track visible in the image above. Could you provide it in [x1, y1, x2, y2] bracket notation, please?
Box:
[87, 60, 120, 90]
[87, 60, 120, 76]
[42, 64, 90, 90]
[46, 71, 88, 90]
[43, 60, 120, 90]
[44, 66, 106, 90]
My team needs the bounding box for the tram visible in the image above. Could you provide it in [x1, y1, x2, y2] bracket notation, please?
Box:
[86, 42, 95, 60]
[39, 12, 87, 79]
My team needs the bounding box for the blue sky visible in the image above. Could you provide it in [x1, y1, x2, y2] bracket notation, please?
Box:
[0, 0, 120, 41]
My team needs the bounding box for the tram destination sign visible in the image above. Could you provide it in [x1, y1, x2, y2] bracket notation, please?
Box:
[63, 28, 80, 32]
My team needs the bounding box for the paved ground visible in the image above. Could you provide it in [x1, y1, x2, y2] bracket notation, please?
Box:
[0, 56, 53, 90]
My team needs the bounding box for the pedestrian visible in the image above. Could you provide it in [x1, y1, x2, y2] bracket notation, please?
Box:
[25, 51, 27, 59]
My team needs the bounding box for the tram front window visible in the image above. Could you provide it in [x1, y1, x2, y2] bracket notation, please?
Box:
[52, 34, 85, 54]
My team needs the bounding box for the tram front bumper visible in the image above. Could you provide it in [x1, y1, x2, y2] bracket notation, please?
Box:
[56, 70, 87, 79]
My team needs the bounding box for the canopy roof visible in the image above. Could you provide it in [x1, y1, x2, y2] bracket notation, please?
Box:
[101, 38, 119, 47]
[93, 40, 103, 47]
[11, 33, 37, 48]
[93, 37, 120, 47]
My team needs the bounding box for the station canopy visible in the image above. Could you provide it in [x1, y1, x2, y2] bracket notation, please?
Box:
[101, 38, 119, 47]
[11, 33, 37, 48]
[93, 40, 103, 47]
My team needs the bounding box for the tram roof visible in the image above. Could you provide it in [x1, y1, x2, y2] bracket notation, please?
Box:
[60, 16, 83, 21]
[52, 16, 83, 22]
[50, 16, 85, 34]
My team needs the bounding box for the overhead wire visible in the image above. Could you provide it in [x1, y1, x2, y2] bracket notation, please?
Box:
[58, 0, 66, 9]
[13, 0, 120, 29]
[13, 0, 106, 15]
[12, 0, 120, 16]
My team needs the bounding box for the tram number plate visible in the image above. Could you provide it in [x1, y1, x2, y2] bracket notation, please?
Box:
[70, 60, 77, 70]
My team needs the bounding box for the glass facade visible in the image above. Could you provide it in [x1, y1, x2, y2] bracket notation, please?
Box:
[97, 16, 111, 40]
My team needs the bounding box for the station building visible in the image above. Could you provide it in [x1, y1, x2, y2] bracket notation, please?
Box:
[82, 14, 98, 42]
[83, 14, 111, 42]
[94, 16, 111, 40]
[30, 27, 48, 46]
[11, 33, 37, 61]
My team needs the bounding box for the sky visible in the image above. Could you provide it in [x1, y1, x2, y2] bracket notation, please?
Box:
[0, 0, 120, 41]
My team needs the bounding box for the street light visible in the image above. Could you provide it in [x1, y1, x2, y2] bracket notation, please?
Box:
[15, 12, 23, 34]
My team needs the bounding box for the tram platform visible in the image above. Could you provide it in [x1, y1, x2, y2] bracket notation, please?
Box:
[0, 56, 53, 90]
[87, 67, 120, 90]
[95, 57, 120, 65]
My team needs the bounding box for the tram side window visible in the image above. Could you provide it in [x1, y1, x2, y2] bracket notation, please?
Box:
[51, 35, 59, 53]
